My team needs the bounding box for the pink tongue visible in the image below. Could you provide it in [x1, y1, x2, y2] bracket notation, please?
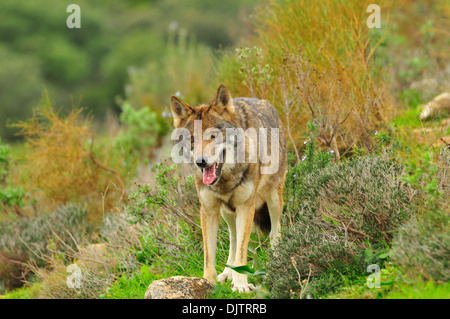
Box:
[203, 165, 216, 184]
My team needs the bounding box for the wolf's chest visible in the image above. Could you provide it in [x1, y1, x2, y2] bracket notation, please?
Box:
[199, 180, 255, 210]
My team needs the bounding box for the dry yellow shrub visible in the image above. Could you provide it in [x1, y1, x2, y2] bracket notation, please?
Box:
[13, 93, 125, 220]
[217, 0, 395, 160]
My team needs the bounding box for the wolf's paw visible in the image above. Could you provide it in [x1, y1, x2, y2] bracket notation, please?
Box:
[217, 267, 233, 283]
[231, 272, 255, 293]
[231, 281, 255, 293]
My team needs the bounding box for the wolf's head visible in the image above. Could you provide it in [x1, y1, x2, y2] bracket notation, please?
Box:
[170, 85, 236, 185]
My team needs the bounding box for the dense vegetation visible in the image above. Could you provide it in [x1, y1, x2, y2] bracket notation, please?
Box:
[1, 0, 449, 299]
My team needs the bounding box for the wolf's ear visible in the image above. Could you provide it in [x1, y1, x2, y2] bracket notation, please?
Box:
[212, 85, 234, 116]
[170, 96, 194, 127]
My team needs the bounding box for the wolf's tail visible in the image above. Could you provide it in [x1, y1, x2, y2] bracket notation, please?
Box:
[253, 203, 271, 233]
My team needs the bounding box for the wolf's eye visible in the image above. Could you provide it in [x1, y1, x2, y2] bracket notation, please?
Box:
[190, 136, 194, 143]
[211, 133, 217, 140]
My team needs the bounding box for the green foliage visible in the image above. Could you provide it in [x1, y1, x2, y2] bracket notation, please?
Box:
[266, 134, 415, 298]
[0, 0, 256, 140]
[398, 57, 431, 85]
[266, 225, 366, 299]
[0, 138, 10, 183]
[128, 163, 199, 226]
[236, 46, 274, 99]
[390, 216, 449, 284]
[402, 150, 445, 214]
[0, 46, 42, 140]
[0, 138, 26, 212]
[374, 130, 392, 148]
[127, 163, 205, 275]
[123, 29, 217, 114]
[113, 103, 169, 173]
[0, 187, 25, 208]
[217, 0, 393, 154]
[101, 264, 159, 299]
[390, 149, 449, 284]
[399, 88, 423, 108]
[225, 263, 267, 290]
[386, 280, 450, 299]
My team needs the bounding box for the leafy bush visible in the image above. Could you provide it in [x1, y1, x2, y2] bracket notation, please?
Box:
[265, 145, 416, 298]
[113, 103, 169, 173]
[390, 216, 449, 284]
[0, 187, 25, 209]
[127, 163, 202, 273]
[266, 223, 366, 299]
[127, 162, 233, 277]
[0, 138, 10, 182]
[0, 138, 26, 213]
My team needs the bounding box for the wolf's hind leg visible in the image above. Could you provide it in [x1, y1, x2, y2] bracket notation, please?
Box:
[217, 206, 236, 283]
[267, 186, 283, 247]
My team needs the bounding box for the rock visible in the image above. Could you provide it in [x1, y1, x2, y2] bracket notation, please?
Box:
[419, 92, 450, 121]
[144, 276, 214, 299]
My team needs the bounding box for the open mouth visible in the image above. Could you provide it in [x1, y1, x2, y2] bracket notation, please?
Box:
[201, 159, 224, 185]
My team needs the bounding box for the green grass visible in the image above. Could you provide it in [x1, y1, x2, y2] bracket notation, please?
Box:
[392, 106, 423, 129]
[101, 262, 266, 299]
[324, 262, 450, 299]
[0, 284, 41, 299]
[207, 281, 265, 299]
[385, 280, 450, 299]
[100, 265, 162, 299]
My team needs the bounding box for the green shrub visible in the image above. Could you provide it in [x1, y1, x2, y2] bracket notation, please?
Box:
[0, 137, 9, 181]
[266, 149, 416, 298]
[127, 163, 203, 274]
[127, 162, 234, 277]
[0, 187, 25, 208]
[113, 103, 169, 173]
[390, 216, 449, 284]
[0, 138, 26, 214]
[284, 154, 415, 243]
[266, 223, 366, 299]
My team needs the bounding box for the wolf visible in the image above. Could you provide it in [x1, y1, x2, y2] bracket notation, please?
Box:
[170, 85, 287, 292]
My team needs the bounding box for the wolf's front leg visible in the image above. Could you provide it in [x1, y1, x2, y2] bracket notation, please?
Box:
[200, 206, 220, 283]
[231, 202, 256, 292]
[217, 207, 237, 283]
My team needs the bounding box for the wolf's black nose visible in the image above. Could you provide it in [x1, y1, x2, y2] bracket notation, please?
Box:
[195, 157, 208, 168]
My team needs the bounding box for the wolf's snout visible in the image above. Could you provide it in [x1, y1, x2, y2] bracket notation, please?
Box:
[195, 157, 208, 168]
